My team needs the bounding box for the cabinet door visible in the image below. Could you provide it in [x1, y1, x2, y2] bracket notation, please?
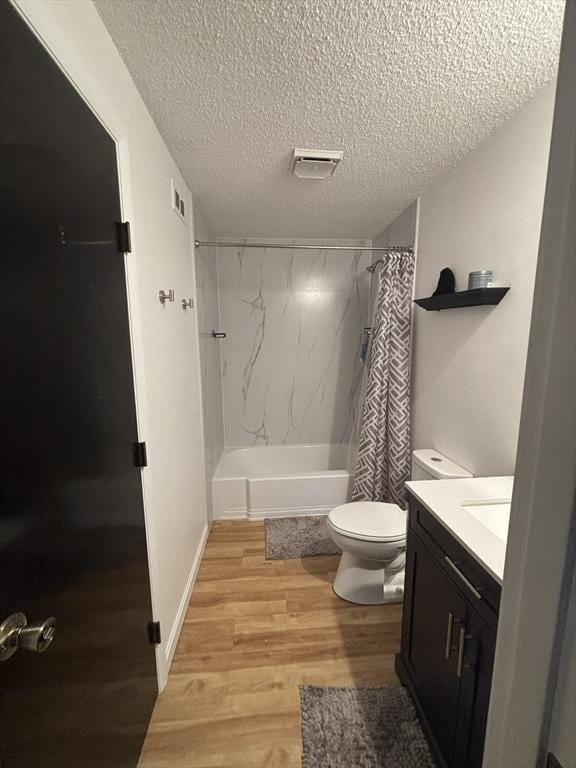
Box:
[455, 608, 497, 768]
[405, 531, 468, 763]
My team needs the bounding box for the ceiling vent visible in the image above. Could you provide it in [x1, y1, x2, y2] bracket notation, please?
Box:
[291, 148, 343, 180]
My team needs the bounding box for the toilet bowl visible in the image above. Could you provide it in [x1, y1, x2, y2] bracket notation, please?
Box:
[327, 501, 407, 605]
[328, 449, 473, 605]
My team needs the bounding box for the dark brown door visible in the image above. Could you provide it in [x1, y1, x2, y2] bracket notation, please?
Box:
[0, 2, 157, 766]
[405, 531, 467, 764]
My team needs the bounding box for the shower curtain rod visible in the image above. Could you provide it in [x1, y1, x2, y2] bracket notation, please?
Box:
[194, 240, 413, 254]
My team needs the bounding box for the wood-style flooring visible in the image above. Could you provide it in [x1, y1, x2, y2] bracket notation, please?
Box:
[138, 520, 402, 768]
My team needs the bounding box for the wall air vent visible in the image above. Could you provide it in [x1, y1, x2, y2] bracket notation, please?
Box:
[171, 178, 186, 223]
[291, 148, 343, 180]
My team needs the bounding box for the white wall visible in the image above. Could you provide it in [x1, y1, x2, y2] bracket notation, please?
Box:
[412, 84, 555, 476]
[194, 206, 224, 511]
[14, 0, 209, 690]
[217, 239, 371, 446]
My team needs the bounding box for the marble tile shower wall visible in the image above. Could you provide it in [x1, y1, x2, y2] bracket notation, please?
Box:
[217, 240, 371, 446]
[194, 207, 224, 506]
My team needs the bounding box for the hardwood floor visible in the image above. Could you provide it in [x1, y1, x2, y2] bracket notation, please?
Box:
[138, 520, 402, 768]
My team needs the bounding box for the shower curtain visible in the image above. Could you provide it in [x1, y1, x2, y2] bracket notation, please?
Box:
[352, 252, 415, 509]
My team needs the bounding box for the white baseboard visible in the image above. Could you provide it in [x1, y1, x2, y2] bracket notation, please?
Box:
[160, 522, 210, 689]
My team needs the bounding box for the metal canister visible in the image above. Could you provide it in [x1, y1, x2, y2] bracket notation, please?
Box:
[468, 270, 494, 290]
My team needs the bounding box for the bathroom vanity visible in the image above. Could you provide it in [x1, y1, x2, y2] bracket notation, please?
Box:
[396, 477, 512, 768]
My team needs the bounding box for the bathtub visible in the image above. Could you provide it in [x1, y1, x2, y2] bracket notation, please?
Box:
[212, 444, 352, 519]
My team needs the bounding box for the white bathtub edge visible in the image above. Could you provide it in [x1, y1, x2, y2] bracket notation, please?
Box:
[218, 507, 249, 520]
[248, 504, 335, 519]
[210, 443, 353, 520]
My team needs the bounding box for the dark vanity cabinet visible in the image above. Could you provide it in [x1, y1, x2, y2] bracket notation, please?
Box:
[396, 494, 500, 768]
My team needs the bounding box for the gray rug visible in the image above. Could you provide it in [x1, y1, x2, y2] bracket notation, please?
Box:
[300, 685, 436, 768]
[264, 515, 341, 560]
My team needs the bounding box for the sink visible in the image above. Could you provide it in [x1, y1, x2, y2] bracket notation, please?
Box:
[461, 499, 511, 542]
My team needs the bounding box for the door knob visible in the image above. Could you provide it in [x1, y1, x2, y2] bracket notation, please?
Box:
[19, 617, 57, 653]
[0, 612, 57, 662]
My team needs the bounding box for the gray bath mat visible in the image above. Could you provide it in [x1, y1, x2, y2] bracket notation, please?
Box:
[264, 515, 341, 560]
[300, 685, 436, 768]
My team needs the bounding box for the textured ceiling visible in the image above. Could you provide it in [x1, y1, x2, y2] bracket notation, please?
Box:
[95, 0, 564, 239]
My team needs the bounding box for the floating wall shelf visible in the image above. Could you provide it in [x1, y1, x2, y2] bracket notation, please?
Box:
[414, 287, 510, 312]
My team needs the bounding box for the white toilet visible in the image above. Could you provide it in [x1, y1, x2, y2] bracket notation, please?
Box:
[327, 449, 472, 605]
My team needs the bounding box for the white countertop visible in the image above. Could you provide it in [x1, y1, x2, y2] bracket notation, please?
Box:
[405, 476, 514, 584]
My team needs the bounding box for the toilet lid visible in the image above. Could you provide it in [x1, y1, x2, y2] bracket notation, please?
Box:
[328, 501, 407, 541]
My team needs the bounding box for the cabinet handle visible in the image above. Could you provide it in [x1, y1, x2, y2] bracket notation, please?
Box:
[456, 626, 466, 677]
[444, 556, 483, 600]
[445, 612, 454, 658]
[456, 627, 474, 678]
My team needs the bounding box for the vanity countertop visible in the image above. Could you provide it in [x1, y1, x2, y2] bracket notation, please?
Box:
[405, 476, 514, 584]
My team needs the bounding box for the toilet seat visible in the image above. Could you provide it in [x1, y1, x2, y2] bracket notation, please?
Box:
[328, 501, 406, 543]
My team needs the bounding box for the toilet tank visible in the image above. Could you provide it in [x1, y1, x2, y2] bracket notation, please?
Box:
[411, 449, 473, 480]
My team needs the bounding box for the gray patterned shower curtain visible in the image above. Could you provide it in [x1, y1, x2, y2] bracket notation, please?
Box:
[352, 252, 415, 509]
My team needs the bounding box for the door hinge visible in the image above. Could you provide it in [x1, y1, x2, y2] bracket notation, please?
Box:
[116, 221, 132, 254]
[148, 621, 161, 645]
[132, 441, 147, 468]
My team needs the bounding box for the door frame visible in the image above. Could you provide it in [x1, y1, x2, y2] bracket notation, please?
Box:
[8, 0, 164, 689]
[484, 3, 575, 766]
